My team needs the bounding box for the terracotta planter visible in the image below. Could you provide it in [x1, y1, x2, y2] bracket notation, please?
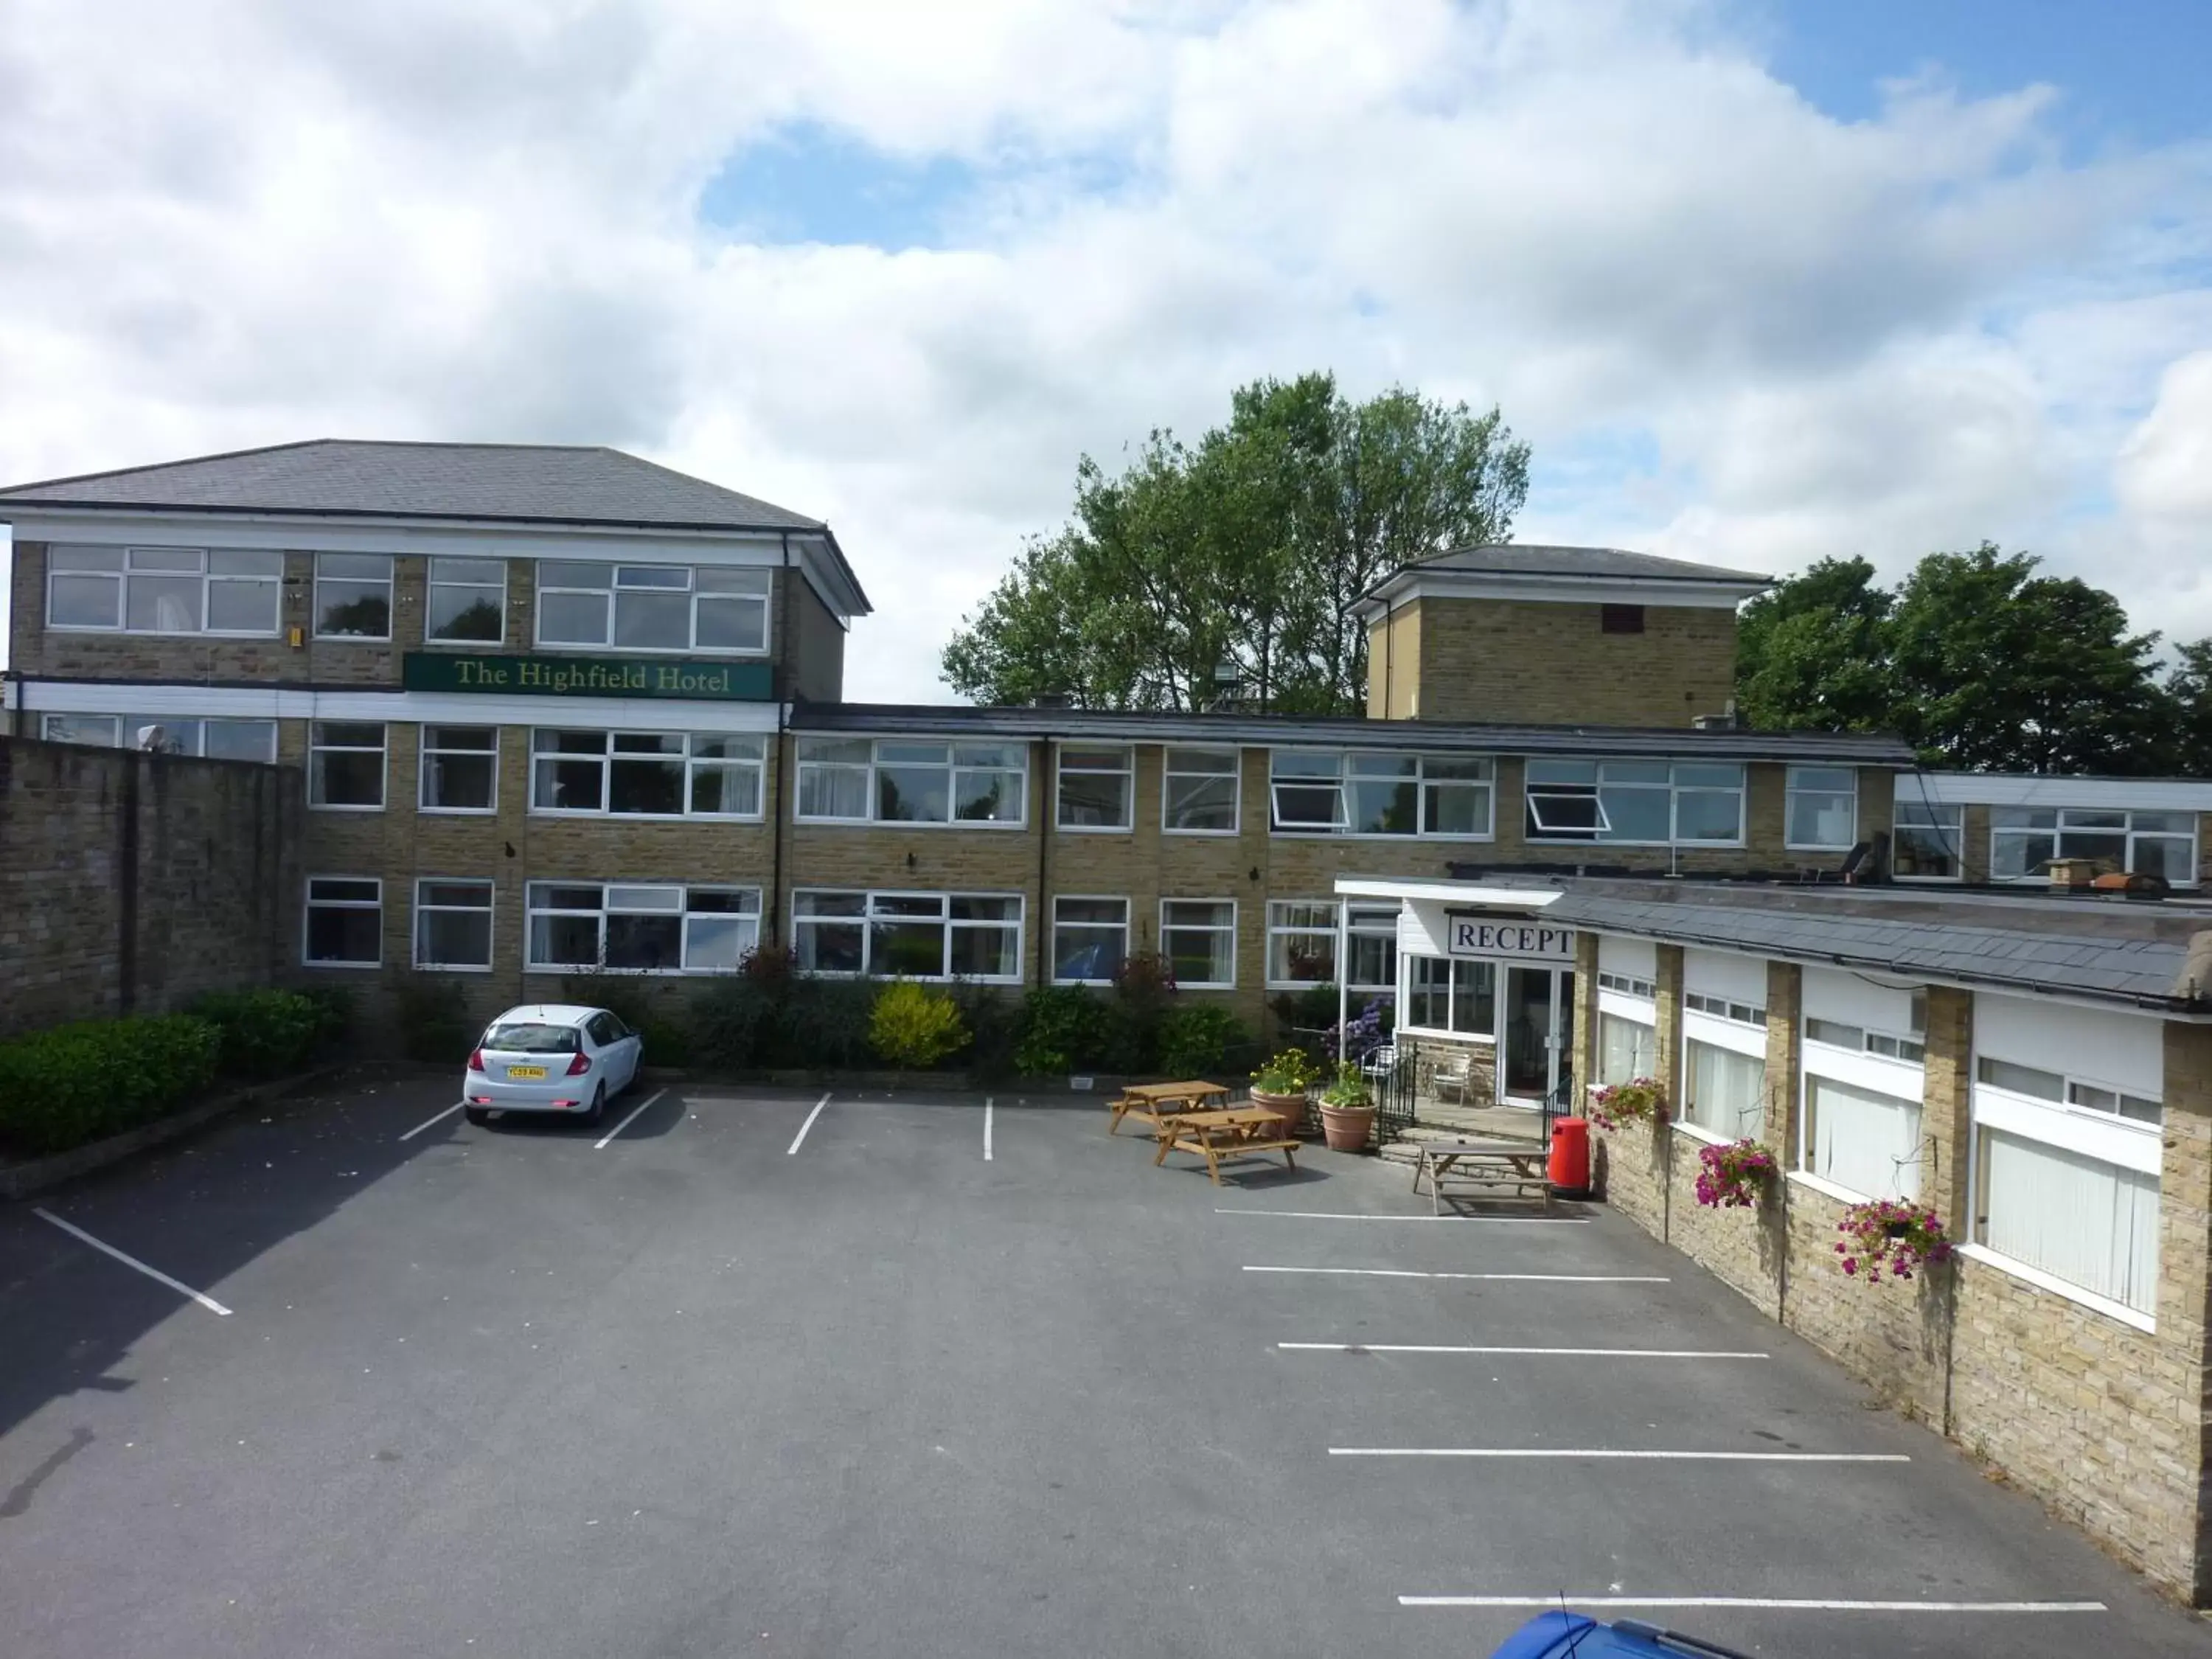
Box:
[1319, 1102, 1375, 1152]
[1249, 1087, 1307, 1139]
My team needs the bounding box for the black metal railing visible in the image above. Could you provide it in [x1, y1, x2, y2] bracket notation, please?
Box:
[1368, 1049, 1419, 1143]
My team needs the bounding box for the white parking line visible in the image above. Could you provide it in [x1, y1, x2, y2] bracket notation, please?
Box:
[1283, 1343, 1767, 1359]
[1330, 1448, 1908, 1462]
[594, 1088, 667, 1150]
[34, 1209, 233, 1317]
[1398, 1596, 2104, 1613]
[1217, 1209, 1588, 1224]
[398, 1102, 465, 1141]
[1244, 1266, 1667, 1283]
[984, 1096, 994, 1161]
[786, 1092, 832, 1155]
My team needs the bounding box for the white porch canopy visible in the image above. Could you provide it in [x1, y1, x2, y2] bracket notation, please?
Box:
[1328, 877, 1562, 1051]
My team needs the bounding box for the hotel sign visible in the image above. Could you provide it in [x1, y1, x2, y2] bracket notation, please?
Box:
[1447, 916, 1576, 965]
[402, 653, 773, 701]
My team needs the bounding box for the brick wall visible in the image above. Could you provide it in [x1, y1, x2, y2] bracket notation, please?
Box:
[0, 737, 300, 1037]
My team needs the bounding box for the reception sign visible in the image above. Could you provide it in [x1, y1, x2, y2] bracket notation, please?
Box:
[1447, 914, 1576, 965]
[403, 652, 773, 700]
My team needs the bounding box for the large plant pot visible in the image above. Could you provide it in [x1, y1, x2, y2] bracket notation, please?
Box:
[1319, 1102, 1375, 1152]
[1250, 1087, 1307, 1138]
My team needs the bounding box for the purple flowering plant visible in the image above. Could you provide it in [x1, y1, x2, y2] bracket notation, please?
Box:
[1586, 1076, 1664, 1132]
[1326, 997, 1393, 1065]
[1835, 1198, 1952, 1284]
[1693, 1138, 1777, 1208]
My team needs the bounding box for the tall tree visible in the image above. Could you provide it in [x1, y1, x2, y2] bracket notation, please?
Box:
[2163, 639, 2212, 776]
[940, 373, 1530, 712]
[1733, 555, 1895, 731]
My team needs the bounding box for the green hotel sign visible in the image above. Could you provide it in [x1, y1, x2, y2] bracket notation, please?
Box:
[402, 652, 774, 701]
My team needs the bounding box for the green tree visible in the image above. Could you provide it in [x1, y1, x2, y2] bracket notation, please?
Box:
[2163, 639, 2212, 776]
[940, 373, 1530, 712]
[1733, 555, 1896, 731]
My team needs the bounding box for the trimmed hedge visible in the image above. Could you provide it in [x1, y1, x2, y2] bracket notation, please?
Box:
[189, 989, 338, 1080]
[0, 1015, 223, 1158]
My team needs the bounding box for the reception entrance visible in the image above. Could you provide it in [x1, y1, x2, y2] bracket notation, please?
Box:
[1500, 964, 1575, 1109]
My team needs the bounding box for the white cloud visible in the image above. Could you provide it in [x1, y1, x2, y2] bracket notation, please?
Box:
[1, 0, 2208, 698]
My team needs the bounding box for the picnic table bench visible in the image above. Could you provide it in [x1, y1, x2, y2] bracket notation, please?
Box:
[1152, 1106, 1300, 1186]
[1409, 1138, 1551, 1214]
[1108, 1079, 1231, 1135]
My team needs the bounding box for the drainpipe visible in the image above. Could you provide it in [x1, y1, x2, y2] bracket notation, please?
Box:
[4, 669, 24, 738]
[1034, 734, 1053, 990]
[1336, 902, 1350, 1066]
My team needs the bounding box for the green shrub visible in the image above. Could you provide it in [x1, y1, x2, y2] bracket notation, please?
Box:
[0, 1015, 223, 1158]
[777, 979, 876, 1068]
[953, 985, 1020, 1082]
[394, 977, 479, 1065]
[869, 981, 970, 1069]
[188, 989, 331, 1080]
[297, 984, 356, 1048]
[1012, 984, 1106, 1075]
[559, 970, 692, 1066]
[1158, 1006, 1247, 1078]
[689, 975, 779, 1070]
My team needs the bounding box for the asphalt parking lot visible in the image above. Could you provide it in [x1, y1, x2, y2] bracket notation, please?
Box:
[3, 1072, 2209, 1659]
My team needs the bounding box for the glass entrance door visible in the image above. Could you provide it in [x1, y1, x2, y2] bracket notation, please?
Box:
[1499, 967, 1575, 1107]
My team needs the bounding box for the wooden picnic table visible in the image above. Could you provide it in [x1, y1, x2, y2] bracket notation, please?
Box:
[1152, 1106, 1300, 1186]
[1409, 1138, 1551, 1214]
[1107, 1079, 1232, 1135]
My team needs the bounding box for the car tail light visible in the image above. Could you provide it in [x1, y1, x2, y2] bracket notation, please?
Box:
[467, 1048, 486, 1072]
[565, 1051, 591, 1077]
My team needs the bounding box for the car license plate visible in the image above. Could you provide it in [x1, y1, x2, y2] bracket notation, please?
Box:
[507, 1065, 547, 1080]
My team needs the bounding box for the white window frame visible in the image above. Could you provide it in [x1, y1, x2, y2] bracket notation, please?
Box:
[787, 888, 1026, 984]
[313, 553, 394, 641]
[524, 881, 763, 975]
[424, 556, 507, 646]
[1524, 759, 1746, 847]
[529, 728, 765, 820]
[308, 721, 387, 811]
[533, 561, 772, 655]
[1055, 745, 1134, 832]
[1266, 749, 1495, 840]
[1784, 765, 1859, 851]
[792, 737, 1029, 830]
[419, 726, 500, 815]
[1891, 798, 1965, 883]
[303, 876, 383, 969]
[1161, 747, 1240, 835]
[45, 546, 284, 638]
[1596, 1008, 1658, 1086]
[413, 878, 495, 973]
[1159, 898, 1238, 990]
[1396, 952, 1497, 1041]
[1264, 900, 1398, 992]
[1989, 806, 2200, 888]
[1051, 895, 1130, 985]
[40, 712, 277, 762]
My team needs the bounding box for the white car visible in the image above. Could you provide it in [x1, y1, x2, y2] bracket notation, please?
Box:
[464, 1004, 644, 1127]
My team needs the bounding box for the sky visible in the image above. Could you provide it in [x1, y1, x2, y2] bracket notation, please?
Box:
[2, 0, 2209, 703]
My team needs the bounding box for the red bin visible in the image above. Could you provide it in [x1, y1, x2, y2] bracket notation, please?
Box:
[1548, 1116, 1590, 1198]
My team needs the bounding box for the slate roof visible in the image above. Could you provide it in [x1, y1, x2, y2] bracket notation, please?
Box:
[1373, 542, 1773, 591]
[1531, 878, 2212, 1010]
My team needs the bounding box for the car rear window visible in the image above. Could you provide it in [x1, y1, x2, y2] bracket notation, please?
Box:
[484, 1023, 580, 1054]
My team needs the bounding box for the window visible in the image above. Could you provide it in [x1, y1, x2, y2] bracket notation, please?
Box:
[1685, 990, 1765, 1027]
[793, 738, 1026, 827]
[1683, 1040, 1765, 1139]
[420, 726, 498, 813]
[1053, 897, 1128, 984]
[1892, 798, 1964, 880]
[46, 546, 282, 636]
[1599, 604, 1645, 635]
[531, 730, 765, 818]
[1163, 747, 1239, 833]
[304, 877, 381, 967]
[1525, 759, 1745, 845]
[1598, 1012, 1656, 1085]
[1786, 767, 1857, 850]
[1975, 1056, 2161, 1127]
[535, 562, 770, 653]
[789, 890, 1023, 981]
[1804, 1077, 1922, 1200]
[1404, 956, 1495, 1036]
[1057, 746, 1133, 830]
[314, 554, 393, 639]
[1992, 807, 2199, 886]
[1806, 1015, 1924, 1065]
[1976, 1130, 2158, 1315]
[1596, 970, 1657, 999]
[1161, 900, 1236, 988]
[309, 722, 386, 809]
[426, 557, 504, 643]
[40, 713, 277, 762]
[1265, 901, 1397, 991]
[526, 883, 761, 973]
[1267, 750, 1493, 838]
[414, 879, 494, 970]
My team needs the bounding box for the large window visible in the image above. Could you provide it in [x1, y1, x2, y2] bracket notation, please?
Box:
[1786, 767, 1857, 850]
[420, 726, 498, 813]
[1264, 901, 1397, 991]
[1057, 746, 1133, 830]
[531, 730, 764, 818]
[1804, 1077, 1921, 1201]
[414, 879, 495, 970]
[1682, 1040, 1766, 1139]
[1598, 1012, 1656, 1085]
[309, 722, 386, 809]
[1403, 956, 1495, 1036]
[1163, 748, 1238, 833]
[314, 554, 393, 639]
[304, 877, 382, 967]
[790, 890, 1023, 981]
[1991, 807, 2197, 886]
[1524, 759, 1745, 846]
[46, 546, 283, 636]
[535, 562, 770, 653]
[1160, 900, 1236, 988]
[526, 883, 760, 973]
[41, 713, 277, 762]
[1267, 751, 1492, 837]
[426, 557, 505, 643]
[1052, 897, 1128, 984]
[1891, 799, 1964, 881]
[1975, 1130, 2159, 1316]
[794, 738, 1026, 827]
